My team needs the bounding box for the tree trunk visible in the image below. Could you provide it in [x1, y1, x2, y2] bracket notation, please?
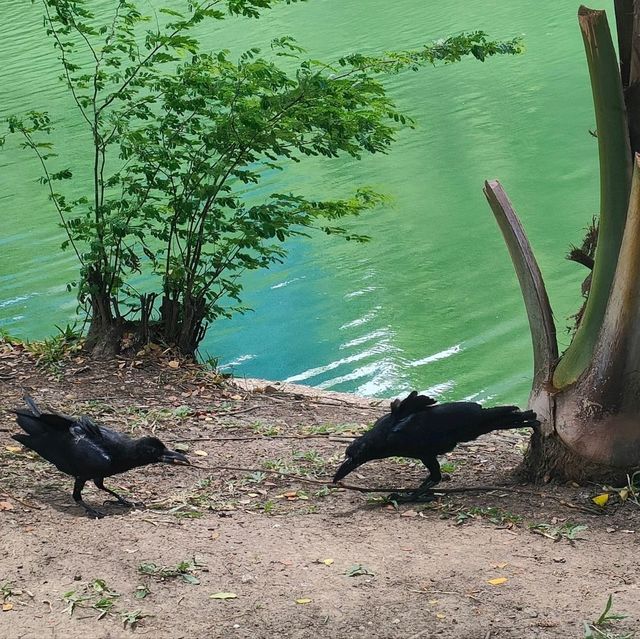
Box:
[83, 266, 123, 356]
[485, 161, 640, 482]
[482, 5, 640, 483]
[159, 293, 206, 357]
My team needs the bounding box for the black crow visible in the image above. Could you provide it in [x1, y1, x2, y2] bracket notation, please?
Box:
[12, 395, 189, 518]
[333, 390, 538, 501]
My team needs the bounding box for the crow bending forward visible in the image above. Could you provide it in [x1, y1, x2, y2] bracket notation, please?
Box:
[13, 395, 189, 518]
[333, 391, 538, 501]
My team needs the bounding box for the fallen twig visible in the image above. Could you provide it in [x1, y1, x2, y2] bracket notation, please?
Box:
[0, 491, 43, 510]
[184, 463, 603, 512]
[167, 433, 355, 443]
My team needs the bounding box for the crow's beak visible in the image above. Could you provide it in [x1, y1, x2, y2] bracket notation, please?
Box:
[333, 456, 359, 483]
[161, 450, 190, 465]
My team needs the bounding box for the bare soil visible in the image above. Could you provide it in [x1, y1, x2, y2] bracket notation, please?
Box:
[1, 340, 639, 639]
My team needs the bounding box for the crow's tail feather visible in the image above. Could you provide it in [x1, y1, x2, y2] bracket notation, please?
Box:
[23, 394, 42, 417]
[14, 395, 74, 434]
[478, 406, 539, 434]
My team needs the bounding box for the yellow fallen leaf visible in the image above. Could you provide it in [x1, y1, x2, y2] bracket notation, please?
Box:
[494, 562, 508, 569]
[592, 493, 609, 507]
[436, 613, 446, 619]
[428, 599, 438, 605]
[2, 603, 13, 612]
[619, 488, 630, 501]
[296, 598, 312, 604]
[193, 450, 208, 457]
[210, 592, 237, 600]
[487, 577, 508, 586]
[4, 446, 22, 453]
[321, 559, 334, 566]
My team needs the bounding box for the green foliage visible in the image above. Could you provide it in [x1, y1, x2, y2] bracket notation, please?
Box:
[24, 323, 83, 372]
[454, 506, 522, 526]
[583, 595, 633, 639]
[137, 558, 204, 583]
[8, 0, 522, 354]
[529, 521, 588, 542]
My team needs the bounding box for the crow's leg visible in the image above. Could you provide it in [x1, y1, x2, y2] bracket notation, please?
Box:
[417, 456, 442, 490]
[387, 457, 442, 503]
[93, 478, 142, 508]
[73, 478, 105, 519]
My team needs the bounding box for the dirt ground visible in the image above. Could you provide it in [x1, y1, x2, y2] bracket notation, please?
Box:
[1, 340, 639, 639]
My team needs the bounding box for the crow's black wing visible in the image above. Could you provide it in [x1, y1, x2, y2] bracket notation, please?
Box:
[391, 391, 437, 420]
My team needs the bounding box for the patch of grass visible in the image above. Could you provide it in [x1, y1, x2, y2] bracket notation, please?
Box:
[0, 329, 24, 345]
[583, 595, 634, 639]
[443, 505, 522, 526]
[245, 471, 267, 484]
[439, 461, 457, 474]
[302, 422, 361, 436]
[62, 579, 120, 619]
[530, 521, 588, 542]
[122, 609, 152, 629]
[138, 558, 204, 584]
[345, 564, 375, 577]
[261, 499, 277, 514]
[25, 323, 83, 373]
[610, 470, 640, 506]
[262, 455, 325, 477]
[62, 590, 92, 616]
[134, 585, 151, 600]
[313, 486, 335, 498]
[248, 421, 280, 437]
[125, 405, 194, 434]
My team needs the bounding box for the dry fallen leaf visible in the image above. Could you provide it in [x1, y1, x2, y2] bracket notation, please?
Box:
[494, 562, 508, 569]
[436, 613, 446, 619]
[2, 603, 13, 612]
[592, 493, 609, 507]
[488, 577, 508, 586]
[401, 510, 418, 518]
[4, 446, 22, 453]
[210, 592, 237, 600]
[295, 598, 312, 605]
[321, 559, 334, 566]
[167, 360, 180, 369]
[0, 501, 14, 511]
[193, 450, 208, 457]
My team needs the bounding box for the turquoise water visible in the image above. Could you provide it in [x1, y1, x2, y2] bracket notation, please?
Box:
[0, 1, 613, 402]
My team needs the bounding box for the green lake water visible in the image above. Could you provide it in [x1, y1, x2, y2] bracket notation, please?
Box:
[0, 1, 614, 402]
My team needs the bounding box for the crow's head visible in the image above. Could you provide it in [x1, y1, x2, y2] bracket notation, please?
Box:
[332, 413, 392, 483]
[135, 437, 190, 466]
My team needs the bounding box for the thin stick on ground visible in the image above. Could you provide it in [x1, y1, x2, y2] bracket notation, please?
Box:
[185, 462, 602, 512]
